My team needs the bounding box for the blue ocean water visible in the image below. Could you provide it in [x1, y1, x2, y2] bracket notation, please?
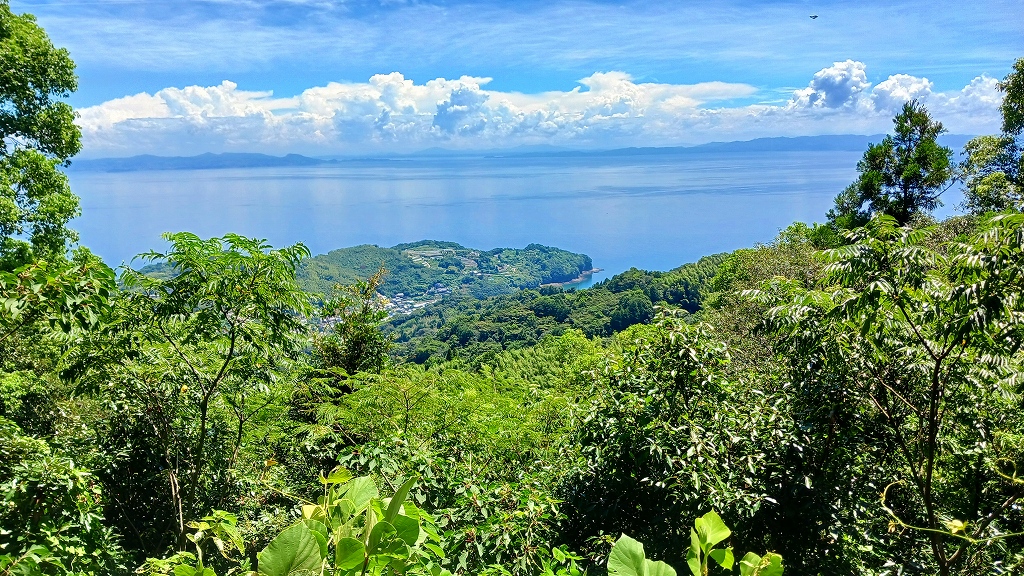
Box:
[68, 151, 959, 280]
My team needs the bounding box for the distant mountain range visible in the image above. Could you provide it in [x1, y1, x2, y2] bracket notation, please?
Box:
[70, 134, 976, 172]
[69, 152, 334, 172]
[511, 134, 975, 157]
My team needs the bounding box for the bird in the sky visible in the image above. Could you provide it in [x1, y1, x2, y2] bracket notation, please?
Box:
[810, 14, 818, 19]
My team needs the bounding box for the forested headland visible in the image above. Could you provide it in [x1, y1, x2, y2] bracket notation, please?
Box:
[296, 241, 595, 301]
[3, 4, 1024, 576]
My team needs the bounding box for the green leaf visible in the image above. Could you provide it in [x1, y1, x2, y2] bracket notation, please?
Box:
[310, 526, 329, 564]
[708, 548, 734, 570]
[343, 477, 379, 513]
[392, 513, 420, 546]
[607, 534, 647, 576]
[302, 505, 325, 522]
[336, 499, 356, 518]
[424, 543, 445, 559]
[759, 553, 784, 576]
[367, 521, 397, 555]
[739, 554, 760, 576]
[695, 511, 731, 549]
[258, 523, 326, 576]
[320, 468, 352, 485]
[739, 552, 784, 576]
[388, 558, 409, 575]
[645, 559, 676, 576]
[686, 533, 700, 576]
[302, 519, 329, 542]
[685, 551, 700, 576]
[386, 477, 418, 523]
[176, 566, 215, 576]
[334, 537, 366, 571]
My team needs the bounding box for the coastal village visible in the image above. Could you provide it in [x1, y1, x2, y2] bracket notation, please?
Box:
[383, 246, 598, 315]
[299, 241, 597, 330]
[382, 246, 484, 315]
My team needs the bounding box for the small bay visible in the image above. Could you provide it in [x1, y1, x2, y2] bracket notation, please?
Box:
[70, 150, 890, 277]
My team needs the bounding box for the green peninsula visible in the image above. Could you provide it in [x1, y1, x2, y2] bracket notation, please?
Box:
[296, 241, 595, 310]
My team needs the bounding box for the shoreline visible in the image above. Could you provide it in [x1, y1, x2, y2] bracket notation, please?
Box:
[540, 268, 604, 288]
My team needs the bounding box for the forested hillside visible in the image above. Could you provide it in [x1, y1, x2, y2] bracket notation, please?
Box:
[297, 241, 595, 304]
[2, 6, 1024, 576]
[388, 255, 724, 364]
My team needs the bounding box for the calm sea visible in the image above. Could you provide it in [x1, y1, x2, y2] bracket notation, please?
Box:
[69, 151, 960, 283]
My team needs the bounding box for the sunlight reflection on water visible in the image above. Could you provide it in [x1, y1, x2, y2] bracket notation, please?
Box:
[70, 151, 932, 275]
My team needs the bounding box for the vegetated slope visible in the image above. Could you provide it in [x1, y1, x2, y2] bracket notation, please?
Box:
[390, 253, 726, 363]
[296, 241, 594, 305]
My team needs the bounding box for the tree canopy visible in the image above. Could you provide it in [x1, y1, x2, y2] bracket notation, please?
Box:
[0, 2, 81, 269]
[961, 57, 1024, 214]
[829, 100, 953, 227]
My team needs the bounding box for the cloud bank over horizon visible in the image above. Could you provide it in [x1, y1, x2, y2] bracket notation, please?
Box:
[77, 60, 1005, 158]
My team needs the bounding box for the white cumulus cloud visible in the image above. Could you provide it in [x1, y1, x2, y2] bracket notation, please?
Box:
[871, 74, 935, 112]
[779, 61, 1003, 135]
[791, 60, 871, 109]
[74, 62, 1005, 157]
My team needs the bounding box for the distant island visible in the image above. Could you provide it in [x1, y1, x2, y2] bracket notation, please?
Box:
[70, 134, 976, 173]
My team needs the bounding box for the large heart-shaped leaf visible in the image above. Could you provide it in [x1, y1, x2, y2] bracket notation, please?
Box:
[608, 535, 648, 576]
[645, 559, 676, 576]
[258, 523, 326, 576]
[392, 513, 420, 546]
[343, 477, 379, 513]
[695, 511, 731, 549]
[335, 537, 366, 570]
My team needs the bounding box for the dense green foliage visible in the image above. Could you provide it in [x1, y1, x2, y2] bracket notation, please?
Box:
[828, 100, 953, 228]
[558, 318, 796, 569]
[750, 214, 1024, 575]
[606, 513, 783, 576]
[70, 233, 312, 557]
[961, 62, 1024, 214]
[0, 2, 82, 270]
[389, 255, 724, 365]
[0, 417, 124, 576]
[2, 11, 1024, 576]
[296, 241, 594, 301]
[310, 266, 393, 379]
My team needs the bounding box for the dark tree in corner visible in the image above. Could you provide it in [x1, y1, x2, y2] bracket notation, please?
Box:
[829, 100, 954, 228]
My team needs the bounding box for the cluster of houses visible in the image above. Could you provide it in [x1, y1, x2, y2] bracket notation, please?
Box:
[385, 282, 451, 315]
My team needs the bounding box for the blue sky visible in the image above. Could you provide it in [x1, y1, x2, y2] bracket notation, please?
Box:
[15, 0, 1023, 156]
